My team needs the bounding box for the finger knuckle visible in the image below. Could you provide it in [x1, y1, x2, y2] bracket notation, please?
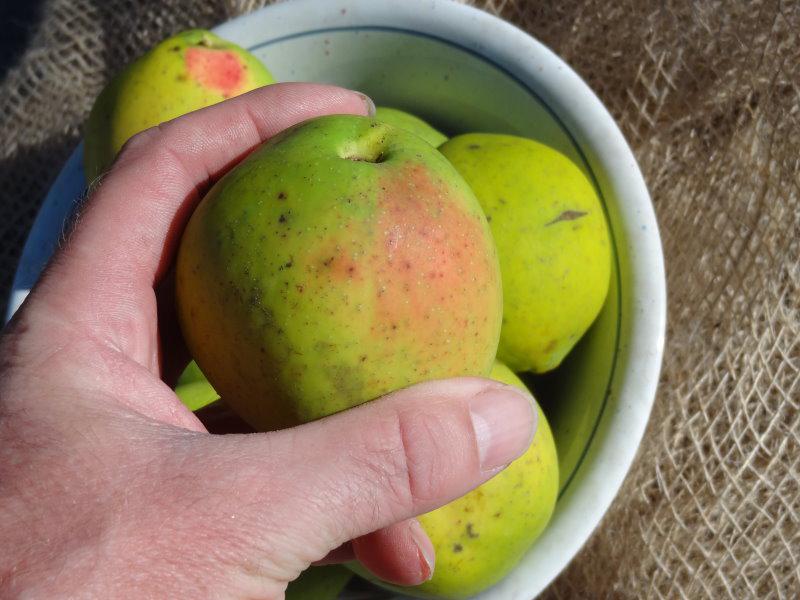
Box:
[358, 404, 468, 515]
[116, 125, 161, 160]
[395, 407, 462, 503]
[115, 122, 187, 174]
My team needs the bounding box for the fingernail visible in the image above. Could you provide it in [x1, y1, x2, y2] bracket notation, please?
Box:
[409, 519, 435, 582]
[469, 384, 536, 472]
[356, 92, 376, 116]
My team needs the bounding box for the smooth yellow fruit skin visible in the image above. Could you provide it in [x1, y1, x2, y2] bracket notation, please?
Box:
[352, 360, 559, 599]
[440, 134, 612, 373]
[374, 107, 448, 147]
[84, 29, 274, 180]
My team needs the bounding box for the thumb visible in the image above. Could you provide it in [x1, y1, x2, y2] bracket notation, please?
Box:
[188, 377, 536, 584]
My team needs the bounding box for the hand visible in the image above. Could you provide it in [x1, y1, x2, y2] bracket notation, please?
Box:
[0, 83, 536, 599]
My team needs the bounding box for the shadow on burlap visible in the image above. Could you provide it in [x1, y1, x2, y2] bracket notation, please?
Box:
[0, 0, 797, 597]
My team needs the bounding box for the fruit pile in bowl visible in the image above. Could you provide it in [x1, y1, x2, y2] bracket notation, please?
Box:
[9, 1, 665, 598]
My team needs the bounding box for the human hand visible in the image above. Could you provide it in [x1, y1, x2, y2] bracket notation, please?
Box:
[0, 83, 536, 598]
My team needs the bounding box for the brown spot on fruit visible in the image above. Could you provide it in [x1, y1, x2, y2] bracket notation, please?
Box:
[546, 210, 588, 226]
[466, 523, 479, 538]
[453, 543, 463, 553]
[309, 241, 362, 282]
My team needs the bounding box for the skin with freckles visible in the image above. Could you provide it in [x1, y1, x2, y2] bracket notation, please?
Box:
[83, 29, 274, 180]
[176, 115, 503, 431]
[352, 360, 559, 599]
[440, 134, 612, 374]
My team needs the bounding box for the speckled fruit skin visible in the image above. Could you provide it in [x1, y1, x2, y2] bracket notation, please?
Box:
[374, 107, 448, 147]
[175, 115, 502, 431]
[352, 360, 559, 599]
[83, 29, 274, 180]
[440, 134, 611, 374]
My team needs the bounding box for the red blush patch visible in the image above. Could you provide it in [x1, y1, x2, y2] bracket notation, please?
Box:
[185, 47, 245, 97]
[371, 163, 497, 344]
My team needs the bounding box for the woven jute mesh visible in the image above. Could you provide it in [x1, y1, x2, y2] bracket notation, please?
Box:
[1, 0, 798, 597]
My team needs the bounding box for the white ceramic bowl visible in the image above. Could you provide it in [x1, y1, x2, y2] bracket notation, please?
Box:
[7, 1, 666, 597]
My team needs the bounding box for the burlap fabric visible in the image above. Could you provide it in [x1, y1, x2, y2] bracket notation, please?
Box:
[1, 0, 798, 597]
